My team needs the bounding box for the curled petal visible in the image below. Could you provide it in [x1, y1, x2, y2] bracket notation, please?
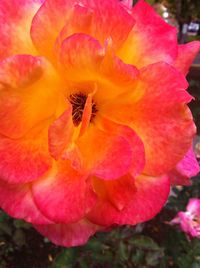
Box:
[92, 174, 136, 211]
[87, 174, 170, 226]
[174, 41, 200, 75]
[118, 0, 177, 67]
[0, 180, 52, 224]
[34, 219, 102, 247]
[97, 117, 145, 177]
[169, 148, 200, 186]
[0, 55, 60, 139]
[32, 161, 97, 223]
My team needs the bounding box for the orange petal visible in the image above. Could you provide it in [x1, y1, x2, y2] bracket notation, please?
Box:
[48, 106, 74, 160]
[59, 33, 104, 81]
[0, 55, 60, 139]
[77, 124, 133, 179]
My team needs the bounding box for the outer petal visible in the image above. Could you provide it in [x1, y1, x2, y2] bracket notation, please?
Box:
[174, 41, 200, 75]
[102, 62, 195, 175]
[87, 174, 170, 226]
[0, 121, 52, 184]
[32, 161, 97, 223]
[169, 148, 200, 186]
[34, 219, 102, 247]
[0, 55, 60, 139]
[0, 180, 52, 224]
[0, 0, 43, 60]
[88, 0, 135, 48]
[118, 0, 177, 67]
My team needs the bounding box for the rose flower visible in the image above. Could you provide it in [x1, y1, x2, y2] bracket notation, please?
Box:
[0, 0, 199, 246]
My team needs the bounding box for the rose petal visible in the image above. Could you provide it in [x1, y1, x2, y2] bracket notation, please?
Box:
[32, 161, 96, 223]
[31, 0, 134, 60]
[0, 0, 42, 60]
[0, 121, 52, 183]
[97, 117, 145, 177]
[118, 0, 177, 67]
[34, 219, 102, 247]
[59, 33, 104, 80]
[102, 62, 195, 175]
[48, 106, 74, 160]
[174, 41, 200, 75]
[92, 173, 136, 211]
[0, 55, 60, 139]
[77, 124, 133, 179]
[87, 174, 170, 226]
[0, 180, 52, 224]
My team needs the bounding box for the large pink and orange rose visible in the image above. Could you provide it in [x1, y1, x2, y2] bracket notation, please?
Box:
[0, 0, 199, 247]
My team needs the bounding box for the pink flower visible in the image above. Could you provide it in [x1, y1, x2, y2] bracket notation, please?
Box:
[0, 0, 199, 247]
[170, 198, 200, 238]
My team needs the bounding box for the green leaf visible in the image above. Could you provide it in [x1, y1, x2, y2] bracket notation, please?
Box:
[52, 248, 78, 268]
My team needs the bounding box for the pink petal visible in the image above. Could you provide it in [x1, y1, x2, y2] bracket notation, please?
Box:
[0, 122, 52, 184]
[118, 0, 177, 67]
[174, 41, 200, 75]
[97, 117, 145, 177]
[92, 173, 136, 211]
[102, 62, 195, 175]
[0, 180, 52, 224]
[77, 124, 133, 180]
[59, 33, 104, 80]
[170, 148, 200, 186]
[34, 219, 102, 247]
[32, 161, 96, 223]
[0, 0, 42, 60]
[87, 174, 170, 226]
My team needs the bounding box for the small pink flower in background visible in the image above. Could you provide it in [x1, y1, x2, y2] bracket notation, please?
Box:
[170, 198, 200, 238]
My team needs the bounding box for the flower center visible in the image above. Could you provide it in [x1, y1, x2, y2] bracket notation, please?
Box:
[69, 92, 98, 126]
